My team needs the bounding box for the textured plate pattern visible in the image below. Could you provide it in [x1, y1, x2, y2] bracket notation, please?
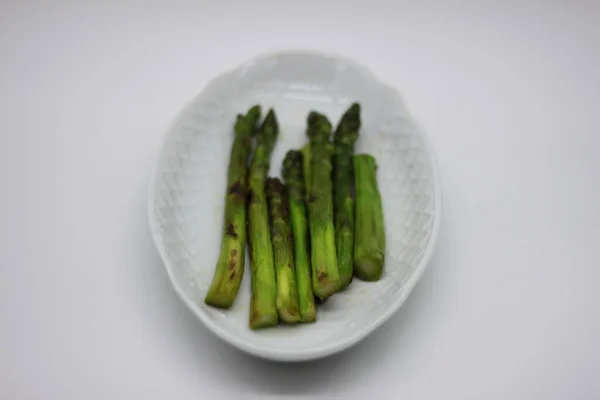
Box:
[149, 51, 442, 361]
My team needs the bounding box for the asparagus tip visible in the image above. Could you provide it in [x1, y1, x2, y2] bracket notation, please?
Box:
[346, 102, 360, 117]
[334, 102, 361, 143]
[263, 108, 278, 126]
[306, 111, 332, 141]
[258, 108, 279, 145]
[247, 104, 261, 119]
[355, 153, 377, 168]
[282, 150, 302, 179]
[234, 105, 262, 136]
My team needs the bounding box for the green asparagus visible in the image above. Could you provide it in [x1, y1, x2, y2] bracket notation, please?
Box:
[353, 154, 386, 281]
[282, 150, 316, 322]
[266, 178, 301, 323]
[306, 112, 341, 299]
[333, 103, 360, 289]
[205, 105, 261, 309]
[248, 109, 279, 329]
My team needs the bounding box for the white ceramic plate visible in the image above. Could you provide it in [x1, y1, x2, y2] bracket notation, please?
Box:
[149, 51, 442, 362]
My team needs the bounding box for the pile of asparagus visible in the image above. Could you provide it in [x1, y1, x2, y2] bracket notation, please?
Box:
[204, 104, 385, 329]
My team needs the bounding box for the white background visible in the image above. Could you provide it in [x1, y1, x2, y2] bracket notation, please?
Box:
[2, 1, 599, 399]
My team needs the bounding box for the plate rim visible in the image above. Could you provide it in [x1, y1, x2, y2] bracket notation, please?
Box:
[148, 49, 443, 362]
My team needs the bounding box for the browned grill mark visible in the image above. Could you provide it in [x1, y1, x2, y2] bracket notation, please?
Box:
[308, 195, 317, 203]
[318, 271, 327, 282]
[225, 223, 237, 238]
[227, 249, 238, 271]
[228, 180, 245, 198]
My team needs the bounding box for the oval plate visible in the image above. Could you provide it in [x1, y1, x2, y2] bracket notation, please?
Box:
[149, 51, 442, 362]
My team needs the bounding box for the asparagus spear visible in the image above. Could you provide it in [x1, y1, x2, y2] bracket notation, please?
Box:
[306, 112, 341, 299]
[301, 143, 311, 201]
[204, 105, 261, 309]
[333, 103, 360, 289]
[247, 109, 279, 329]
[266, 178, 301, 323]
[282, 151, 316, 322]
[353, 154, 386, 281]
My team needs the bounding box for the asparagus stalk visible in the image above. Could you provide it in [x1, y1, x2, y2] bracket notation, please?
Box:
[248, 109, 279, 329]
[306, 112, 341, 299]
[204, 105, 261, 309]
[353, 154, 386, 281]
[333, 103, 360, 289]
[266, 178, 301, 323]
[282, 151, 316, 322]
